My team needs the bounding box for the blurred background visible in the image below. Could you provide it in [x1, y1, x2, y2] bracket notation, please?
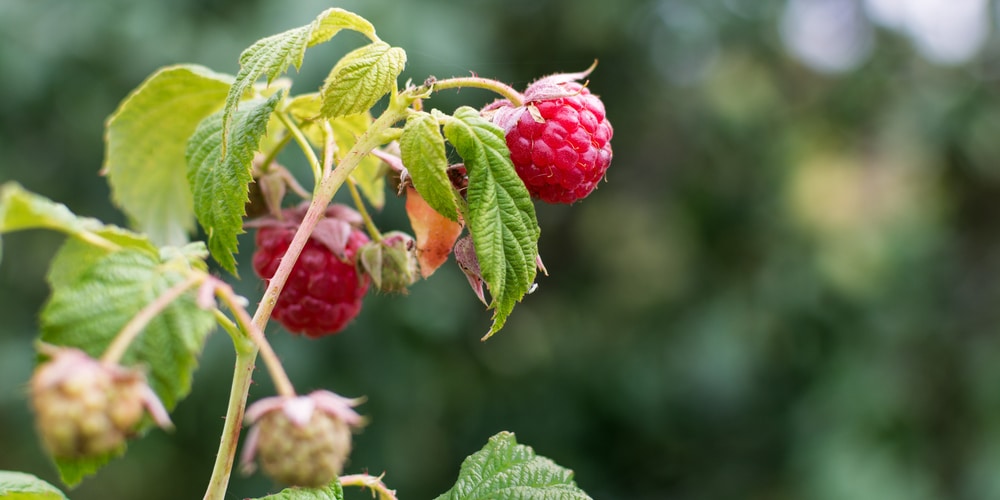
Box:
[3, 0, 1000, 498]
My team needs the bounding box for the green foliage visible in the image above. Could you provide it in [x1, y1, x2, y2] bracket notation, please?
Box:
[222, 8, 377, 154]
[0, 471, 68, 499]
[400, 111, 458, 221]
[103, 65, 234, 247]
[40, 247, 214, 411]
[53, 454, 119, 489]
[320, 42, 407, 118]
[251, 478, 343, 500]
[332, 113, 386, 210]
[441, 108, 539, 337]
[434, 432, 591, 500]
[186, 92, 283, 275]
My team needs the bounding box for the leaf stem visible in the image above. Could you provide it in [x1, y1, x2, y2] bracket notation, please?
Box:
[215, 282, 296, 397]
[277, 112, 323, 184]
[432, 77, 524, 107]
[340, 473, 399, 500]
[347, 178, 382, 243]
[100, 273, 204, 366]
[202, 91, 415, 500]
[258, 133, 292, 174]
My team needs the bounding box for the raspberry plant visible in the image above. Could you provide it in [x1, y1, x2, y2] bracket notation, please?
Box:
[0, 8, 611, 499]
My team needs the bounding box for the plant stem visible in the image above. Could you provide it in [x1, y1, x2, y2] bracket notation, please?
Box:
[203, 345, 257, 500]
[201, 93, 414, 500]
[215, 283, 295, 397]
[432, 76, 524, 107]
[340, 473, 398, 500]
[101, 273, 204, 366]
[277, 111, 323, 184]
[347, 178, 382, 243]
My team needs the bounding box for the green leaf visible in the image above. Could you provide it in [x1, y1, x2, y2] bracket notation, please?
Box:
[1, 182, 91, 236]
[401, 111, 457, 221]
[222, 8, 377, 154]
[320, 42, 407, 118]
[0, 182, 157, 271]
[103, 65, 234, 246]
[333, 113, 386, 210]
[0, 470, 68, 499]
[442, 107, 540, 337]
[187, 92, 283, 275]
[41, 249, 215, 413]
[284, 95, 386, 209]
[53, 454, 118, 489]
[46, 226, 158, 290]
[434, 432, 592, 500]
[252, 477, 344, 500]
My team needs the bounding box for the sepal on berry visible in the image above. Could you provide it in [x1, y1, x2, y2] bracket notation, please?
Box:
[30, 346, 172, 460]
[358, 231, 419, 294]
[241, 390, 365, 488]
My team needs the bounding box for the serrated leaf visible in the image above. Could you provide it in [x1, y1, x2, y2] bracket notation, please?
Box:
[252, 477, 344, 500]
[222, 8, 378, 153]
[41, 249, 215, 412]
[401, 112, 458, 221]
[320, 42, 406, 118]
[47, 226, 158, 290]
[0, 470, 68, 499]
[187, 92, 283, 274]
[442, 107, 539, 337]
[434, 432, 592, 500]
[103, 65, 234, 246]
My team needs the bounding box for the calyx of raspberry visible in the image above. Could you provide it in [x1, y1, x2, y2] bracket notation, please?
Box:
[240, 390, 365, 488]
[482, 63, 614, 204]
[358, 231, 419, 294]
[30, 346, 172, 459]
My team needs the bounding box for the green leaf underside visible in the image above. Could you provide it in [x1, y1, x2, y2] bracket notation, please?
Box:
[222, 8, 377, 154]
[442, 107, 539, 336]
[53, 453, 119, 489]
[41, 249, 215, 412]
[253, 477, 344, 500]
[104, 65, 234, 247]
[0, 470, 68, 499]
[320, 42, 406, 118]
[284, 94, 385, 208]
[401, 112, 458, 221]
[187, 92, 283, 275]
[434, 432, 591, 500]
[0, 182, 157, 271]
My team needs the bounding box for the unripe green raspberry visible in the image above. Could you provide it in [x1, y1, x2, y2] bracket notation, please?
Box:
[256, 406, 352, 487]
[242, 390, 364, 488]
[30, 346, 171, 459]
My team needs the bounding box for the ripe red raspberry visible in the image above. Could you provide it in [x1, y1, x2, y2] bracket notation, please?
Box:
[486, 70, 613, 204]
[252, 216, 370, 338]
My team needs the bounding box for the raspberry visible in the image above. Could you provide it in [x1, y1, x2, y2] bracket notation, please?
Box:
[30, 347, 171, 459]
[252, 213, 370, 338]
[486, 72, 613, 204]
[254, 403, 351, 487]
[241, 391, 364, 487]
